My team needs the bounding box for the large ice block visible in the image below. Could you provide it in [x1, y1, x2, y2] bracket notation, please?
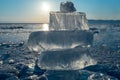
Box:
[37, 48, 97, 70]
[27, 31, 93, 52]
[49, 12, 89, 30]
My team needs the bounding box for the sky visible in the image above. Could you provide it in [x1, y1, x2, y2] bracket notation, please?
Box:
[0, 0, 120, 23]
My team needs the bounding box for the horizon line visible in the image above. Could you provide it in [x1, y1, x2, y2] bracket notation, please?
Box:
[0, 19, 120, 24]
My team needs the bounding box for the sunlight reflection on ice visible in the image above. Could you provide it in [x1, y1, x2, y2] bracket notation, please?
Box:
[42, 24, 49, 31]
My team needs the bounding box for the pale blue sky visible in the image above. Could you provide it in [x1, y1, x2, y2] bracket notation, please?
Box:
[0, 0, 120, 23]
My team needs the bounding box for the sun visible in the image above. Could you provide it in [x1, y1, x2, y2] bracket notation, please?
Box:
[41, 2, 51, 12]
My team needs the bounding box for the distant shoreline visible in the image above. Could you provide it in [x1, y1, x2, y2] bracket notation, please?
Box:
[0, 20, 120, 24]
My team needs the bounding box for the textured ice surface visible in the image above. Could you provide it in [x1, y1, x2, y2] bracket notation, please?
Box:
[49, 12, 89, 30]
[37, 48, 97, 70]
[45, 70, 118, 80]
[0, 22, 120, 80]
[27, 31, 93, 52]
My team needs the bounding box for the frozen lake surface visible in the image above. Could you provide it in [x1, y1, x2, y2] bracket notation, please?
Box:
[0, 21, 120, 80]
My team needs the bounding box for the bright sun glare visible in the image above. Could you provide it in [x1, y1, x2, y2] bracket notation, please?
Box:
[42, 24, 49, 31]
[41, 2, 51, 12]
